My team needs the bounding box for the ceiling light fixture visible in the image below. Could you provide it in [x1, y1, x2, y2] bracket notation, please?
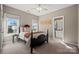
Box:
[35, 4, 44, 12]
[27, 4, 48, 13]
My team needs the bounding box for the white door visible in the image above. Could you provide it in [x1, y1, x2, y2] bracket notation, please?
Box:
[52, 16, 64, 41]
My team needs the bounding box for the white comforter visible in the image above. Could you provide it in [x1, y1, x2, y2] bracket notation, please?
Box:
[18, 32, 30, 42]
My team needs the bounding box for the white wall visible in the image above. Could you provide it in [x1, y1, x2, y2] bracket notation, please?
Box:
[78, 5, 79, 48]
[39, 5, 78, 45]
[0, 4, 4, 53]
[0, 4, 1, 53]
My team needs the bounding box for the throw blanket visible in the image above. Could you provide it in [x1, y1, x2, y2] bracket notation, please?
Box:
[18, 32, 30, 42]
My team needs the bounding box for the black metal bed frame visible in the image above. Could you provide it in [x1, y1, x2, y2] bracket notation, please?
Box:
[30, 29, 49, 54]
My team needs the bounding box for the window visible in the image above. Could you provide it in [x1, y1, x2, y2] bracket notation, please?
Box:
[32, 23, 38, 31]
[7, 17, 17, 33]
[32, 19, 38, 32]
[4, 13, 19, 36]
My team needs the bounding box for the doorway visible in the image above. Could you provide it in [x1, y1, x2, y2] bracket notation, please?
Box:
[52, 16, 64, 41]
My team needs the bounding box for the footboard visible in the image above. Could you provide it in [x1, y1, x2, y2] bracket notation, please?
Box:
[30, 29, 49, 54]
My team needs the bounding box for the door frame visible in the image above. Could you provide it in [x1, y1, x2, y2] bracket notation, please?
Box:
[52, 16, 64, 41]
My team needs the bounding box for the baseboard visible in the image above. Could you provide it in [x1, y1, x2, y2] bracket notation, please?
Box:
[64, 42, 78, 47]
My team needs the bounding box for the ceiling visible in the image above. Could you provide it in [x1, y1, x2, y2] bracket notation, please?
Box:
[5, 4, 73, 16]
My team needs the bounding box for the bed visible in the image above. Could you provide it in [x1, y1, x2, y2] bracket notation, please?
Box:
[17, 29, 49, 54]
[12, 24, 50, 53]
[30, 30, 48, 53]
